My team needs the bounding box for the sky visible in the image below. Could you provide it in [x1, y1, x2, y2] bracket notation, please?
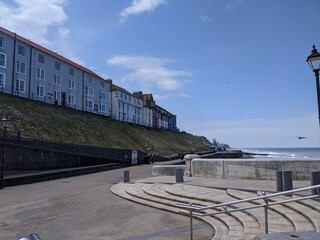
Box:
[1, 0, 320, 148]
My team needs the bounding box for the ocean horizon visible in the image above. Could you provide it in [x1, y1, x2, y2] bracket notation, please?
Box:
[237, 147, 320, 159]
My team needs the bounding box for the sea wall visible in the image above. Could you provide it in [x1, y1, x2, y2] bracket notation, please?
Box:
[191, 158, 320, 180]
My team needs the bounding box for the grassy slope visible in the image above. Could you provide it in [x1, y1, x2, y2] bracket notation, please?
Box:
[0, 93, 210, 156]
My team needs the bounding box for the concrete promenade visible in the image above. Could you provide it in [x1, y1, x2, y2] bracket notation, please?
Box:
[0, 161, 314, 240]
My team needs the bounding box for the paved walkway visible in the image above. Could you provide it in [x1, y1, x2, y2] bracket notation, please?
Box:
[0, 162, 315, 240]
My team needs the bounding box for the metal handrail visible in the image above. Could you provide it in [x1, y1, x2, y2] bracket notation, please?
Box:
[176, 184, 320, 240]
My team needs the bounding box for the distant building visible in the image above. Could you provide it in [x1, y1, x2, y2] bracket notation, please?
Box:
[133, 91, 153, 127]
[142, 93, 177, 131]
[110, 84, 143, 124]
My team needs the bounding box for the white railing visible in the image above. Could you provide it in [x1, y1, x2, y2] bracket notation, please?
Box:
[176, 184, 320, 240]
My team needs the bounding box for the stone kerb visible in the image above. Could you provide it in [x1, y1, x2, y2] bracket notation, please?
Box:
[183, 154, 200, 177]
[191, 158, 320, 180]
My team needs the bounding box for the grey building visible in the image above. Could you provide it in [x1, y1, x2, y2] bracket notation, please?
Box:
[0, 27, 111, 117]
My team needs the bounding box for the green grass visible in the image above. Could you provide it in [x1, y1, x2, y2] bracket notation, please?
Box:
[0, 93, 210, 156]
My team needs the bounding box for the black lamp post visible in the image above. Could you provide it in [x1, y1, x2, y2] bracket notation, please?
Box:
[306, 45, 320, 126]
[1, 116, 10, 189]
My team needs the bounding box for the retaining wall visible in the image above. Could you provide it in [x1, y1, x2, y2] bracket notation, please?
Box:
[191, 158, 320, 180]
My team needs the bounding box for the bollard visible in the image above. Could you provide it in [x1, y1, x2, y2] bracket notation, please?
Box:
[311, 170, 320, 195]
[124, 170, 130, 182]
[29, 233, 42, 240]
[276, 170, 283, 192]
[175, 168, 184, 183]
[282, 170, 293, 191]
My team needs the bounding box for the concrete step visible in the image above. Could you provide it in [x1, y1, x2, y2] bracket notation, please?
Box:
[264, 194, 320, 231]
[114, 183, 263, 239]
[228, 189, 318, 233]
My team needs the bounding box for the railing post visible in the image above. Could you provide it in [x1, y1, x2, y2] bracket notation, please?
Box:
[311, 170, 320, 195]
[262, 192, 269, 234]
[189, 202, 193, 240]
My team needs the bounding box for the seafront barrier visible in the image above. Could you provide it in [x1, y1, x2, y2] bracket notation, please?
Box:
[152, 156, 320, 180]
[191, 158, 320, 180]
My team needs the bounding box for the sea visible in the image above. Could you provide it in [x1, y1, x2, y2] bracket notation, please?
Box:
[237, 148, 320, 159]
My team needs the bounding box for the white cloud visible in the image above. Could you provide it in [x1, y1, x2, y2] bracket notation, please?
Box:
[120, 0, 166, 22]
[107, 55, 192, 91]
[199, 15, 211, 22]
[225, 0, 246, 10]
[180, 115, 320, 148]
[0, 0, 69, 47]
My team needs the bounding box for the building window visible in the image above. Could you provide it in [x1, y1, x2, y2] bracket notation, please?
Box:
[88, 75, 92, 83]
[37, 68, 45, 80]
[69, 67, 74, 76]
[101, 82, 105, 89]
[36, 85, 45, 97]
[55, 61, 61, 70]
[100, 104, 106, 113]
[54, 90, 61, 101]
[0, 36, 3, 48]
[100, 91, 106, 101]
[16, 79, 25, 93]
[85, 99, 93, 110]
[16, 60, 26, 74]
[54, 75, 62, 86]
[0, 52, 6, 68]
[68, 79, 75, 90]
[85, 86, 94, 97]
[0, 73, 5, 87]
[38, 53, 45, 64]
[17, 45, 25, 56]
[68, 94, 75, 105]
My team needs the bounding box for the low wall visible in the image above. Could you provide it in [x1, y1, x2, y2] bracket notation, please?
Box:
[192, 158, 320, 180]
[152, 165, 185, 176]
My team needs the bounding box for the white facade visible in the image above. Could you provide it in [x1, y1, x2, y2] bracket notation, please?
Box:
[142, 108, 153, 127]
[111, 85, 143, 125]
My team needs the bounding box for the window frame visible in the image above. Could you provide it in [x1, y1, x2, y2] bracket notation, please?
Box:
[0, 36, 3, 48]
[0, 72, 5, 87]
[55, 61, 61, 71]
[69, 67, 74, 76]
[54, 74, 62, 86]
[17, 44, 26, 57]
[68, 79, 75, 90]
[16, 79, 25, 93]
[16, 60, 26, 74]
[37, 68, 45, 80]
[0, 52, 6, 68]
[99, 103, 106, 113]
[68, 94, 75, 105]
[100, 91, 106, 101]
[85, 99, 93, 110]
[38, 53, 45, 64]
[85, 86, 94, 97]
[54, 90, 61, 101]
[36, 85, 45, 97]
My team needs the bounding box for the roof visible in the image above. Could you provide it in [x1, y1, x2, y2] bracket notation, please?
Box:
[143, 93, 154, 102]
[0, 27, 108, 82]
[111, 84, 132, 96]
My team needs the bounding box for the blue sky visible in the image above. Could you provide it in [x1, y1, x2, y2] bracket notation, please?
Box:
[1, 0, 320, 148]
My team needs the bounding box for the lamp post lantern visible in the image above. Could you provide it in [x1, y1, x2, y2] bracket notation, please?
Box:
[307, 44, 320, 126]
[1, 116, 10, 189]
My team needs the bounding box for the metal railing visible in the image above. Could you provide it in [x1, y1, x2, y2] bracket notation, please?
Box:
[176, 184, 320, 240]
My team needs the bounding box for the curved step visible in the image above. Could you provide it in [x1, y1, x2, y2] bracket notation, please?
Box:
[227, 189, 314, 233]
[264, 194, 320, 231]
[164, 184, 262, 239]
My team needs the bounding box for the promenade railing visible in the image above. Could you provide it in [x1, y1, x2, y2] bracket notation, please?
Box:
[176, 184, 320, 240]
